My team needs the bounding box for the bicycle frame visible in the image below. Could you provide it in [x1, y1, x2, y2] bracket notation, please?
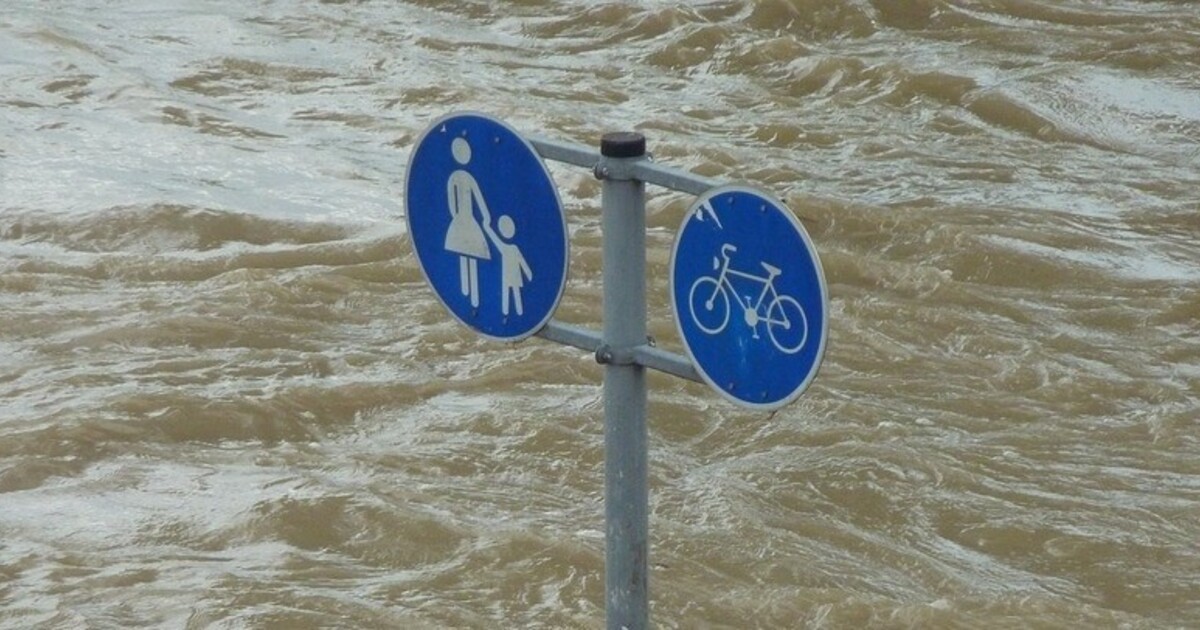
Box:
[710, 244, 790, 327]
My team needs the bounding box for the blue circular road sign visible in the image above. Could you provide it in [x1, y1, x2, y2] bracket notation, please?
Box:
[405, 112, 568, 341]
[670, 185, 828, 409]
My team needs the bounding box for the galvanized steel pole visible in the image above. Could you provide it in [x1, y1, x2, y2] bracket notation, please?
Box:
[598, 131, 649, 630]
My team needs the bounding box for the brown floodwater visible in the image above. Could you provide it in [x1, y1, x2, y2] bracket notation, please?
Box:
[2, 0, 1198, 628]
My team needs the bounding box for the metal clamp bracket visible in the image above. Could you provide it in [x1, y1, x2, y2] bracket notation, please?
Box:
[594, 344, 632, 365]
[593, 157, 645, 182]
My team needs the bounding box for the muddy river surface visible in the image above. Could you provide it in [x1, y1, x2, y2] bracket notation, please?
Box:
[2, 0, 1198, 627]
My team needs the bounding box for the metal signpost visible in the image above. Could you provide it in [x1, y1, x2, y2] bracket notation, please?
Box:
[405, 112, 828, 630]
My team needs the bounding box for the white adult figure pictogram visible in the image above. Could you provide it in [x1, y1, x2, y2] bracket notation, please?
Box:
[444, 137, 492, 308]
[483, 214, 533, 316]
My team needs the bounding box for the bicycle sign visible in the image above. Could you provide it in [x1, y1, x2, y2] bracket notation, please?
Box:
[670, 185, 828, 409]
[689, 243, 809, 354]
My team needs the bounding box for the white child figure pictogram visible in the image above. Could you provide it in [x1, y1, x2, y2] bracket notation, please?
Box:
[483, 214, 533, 316]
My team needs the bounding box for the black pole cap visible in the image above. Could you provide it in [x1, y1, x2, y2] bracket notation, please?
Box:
[600, 131, 646, 158]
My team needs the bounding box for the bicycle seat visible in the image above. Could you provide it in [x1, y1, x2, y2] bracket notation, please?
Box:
[760, 262, 781, 276]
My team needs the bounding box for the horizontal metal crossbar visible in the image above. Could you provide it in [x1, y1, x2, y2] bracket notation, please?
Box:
[527, 134, 718, 195]
[527, 134, 598, 170]
[537, 319, 702, 384]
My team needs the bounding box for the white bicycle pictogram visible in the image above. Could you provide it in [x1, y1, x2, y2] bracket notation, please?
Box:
[687, 244, 809, 354]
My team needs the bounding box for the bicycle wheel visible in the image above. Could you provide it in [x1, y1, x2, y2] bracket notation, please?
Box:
[688, 276, 730, 334]
[766, 295, 807, 354]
